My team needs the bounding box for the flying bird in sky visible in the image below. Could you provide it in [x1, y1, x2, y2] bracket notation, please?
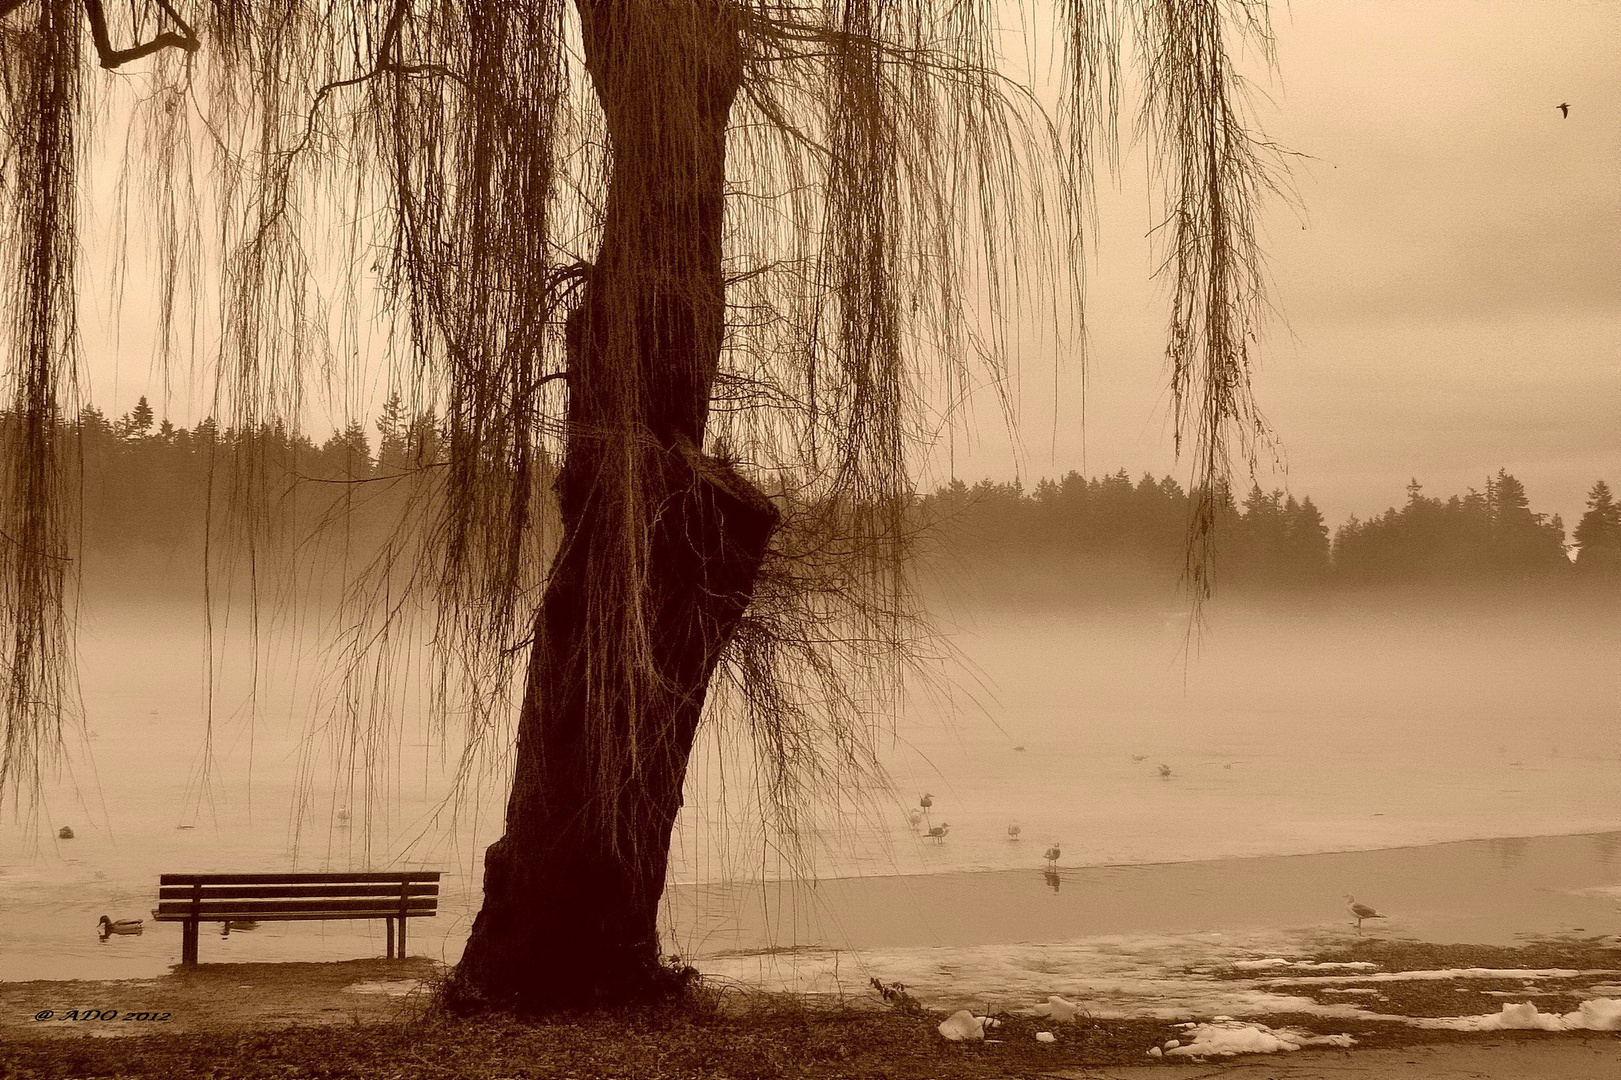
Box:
[1557, 102, 1570, 118]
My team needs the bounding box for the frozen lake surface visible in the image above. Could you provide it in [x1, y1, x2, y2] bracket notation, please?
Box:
[2, 598, 1616, 982]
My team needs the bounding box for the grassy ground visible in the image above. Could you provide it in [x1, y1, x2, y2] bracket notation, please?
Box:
[3, 938, 1616, 1078]
[0, 991, 1470, 1080]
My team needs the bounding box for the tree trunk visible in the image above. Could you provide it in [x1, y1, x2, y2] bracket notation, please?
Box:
[447, 1, 775, 1012]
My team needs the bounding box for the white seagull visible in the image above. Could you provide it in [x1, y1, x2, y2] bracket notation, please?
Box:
[907, 808, 924, 829]
[1345, 895, 1386, 929]
[925, 823, 950, 844]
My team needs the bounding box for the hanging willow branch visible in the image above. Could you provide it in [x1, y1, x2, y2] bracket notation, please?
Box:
[0, 1, 1279, 843]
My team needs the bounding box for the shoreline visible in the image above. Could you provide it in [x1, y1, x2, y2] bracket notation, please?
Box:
[5, 828, 1617, 983]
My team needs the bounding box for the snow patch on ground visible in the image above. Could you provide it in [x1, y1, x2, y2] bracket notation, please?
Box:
[699, 930, 1621, 1028]
[937, 1010, 999, 1041]
[1232, 958, 1377, 971]
[699, 928, 1364, 1018]
[1416, 999, 1621, 1032]
[1158, 1020, 1355, 1057]
[1027, 995, 1085, 1022]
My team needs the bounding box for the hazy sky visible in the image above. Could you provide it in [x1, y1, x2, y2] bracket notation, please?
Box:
[948, 0, 1620, 528]
[81, 0, 1618, 529]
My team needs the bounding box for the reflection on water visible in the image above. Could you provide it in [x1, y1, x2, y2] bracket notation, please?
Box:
[1489, 835, 1529, 867]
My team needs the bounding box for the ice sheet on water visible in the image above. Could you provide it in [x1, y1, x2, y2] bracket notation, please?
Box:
[1232, 958, 1378, 971]
[1255, 966, 1617, 985]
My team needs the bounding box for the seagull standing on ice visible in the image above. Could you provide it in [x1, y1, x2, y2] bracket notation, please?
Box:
[907, 808, 924, 829]
[1345, 895, 1386, 929]
[1007, 823, 1022, 841]
[1157, 763, 1172, 778]
[925, 823, 950, 844]
[919, 793, 934, 810]
[1044, 843, 1061, 866]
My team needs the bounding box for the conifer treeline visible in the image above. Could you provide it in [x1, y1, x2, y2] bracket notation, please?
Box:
[919, 469, 1618, 598]
[61, 394, 474, 592]
[42, 396, 1621, 598]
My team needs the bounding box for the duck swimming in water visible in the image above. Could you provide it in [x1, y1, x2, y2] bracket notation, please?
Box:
[98, 916, 143, 937]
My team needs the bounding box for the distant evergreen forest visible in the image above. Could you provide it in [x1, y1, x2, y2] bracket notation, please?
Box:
[918, 470, 1618, 601]
[57, 396, 1621, 600]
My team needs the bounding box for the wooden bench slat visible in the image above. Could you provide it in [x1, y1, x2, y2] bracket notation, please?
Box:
[158, 883, 438, 901]
[155, 897, 438, 918]
[160, 871, 440, 885]
[153, 910, 437, 923]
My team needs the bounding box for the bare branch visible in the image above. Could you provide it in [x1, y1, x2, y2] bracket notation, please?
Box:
[84, 0, 199, 70]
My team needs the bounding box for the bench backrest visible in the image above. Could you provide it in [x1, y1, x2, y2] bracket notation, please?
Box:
[155, 872, 440, 921]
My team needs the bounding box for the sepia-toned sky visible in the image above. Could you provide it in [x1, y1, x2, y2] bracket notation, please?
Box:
[82, 0, 1618, 529]
[947, 0, 1620, 528]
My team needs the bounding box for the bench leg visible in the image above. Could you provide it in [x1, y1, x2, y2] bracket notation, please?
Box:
[182, 920, 199, 966]
[398, 917, 407, 959]
[386, 918, 395, 959]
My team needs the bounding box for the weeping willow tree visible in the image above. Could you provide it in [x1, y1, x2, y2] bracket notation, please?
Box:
[1, 0, 1276, 1009]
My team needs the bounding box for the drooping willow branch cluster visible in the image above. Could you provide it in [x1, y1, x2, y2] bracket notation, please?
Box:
[0, 1, 1280, 849]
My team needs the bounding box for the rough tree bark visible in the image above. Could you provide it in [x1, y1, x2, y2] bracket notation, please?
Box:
[447, 0, 778, 1011]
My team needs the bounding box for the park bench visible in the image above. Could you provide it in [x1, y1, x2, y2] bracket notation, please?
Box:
[152, 871, 441, 966]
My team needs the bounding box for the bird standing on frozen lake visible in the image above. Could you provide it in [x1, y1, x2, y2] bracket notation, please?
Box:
[1044, 843, 1061, 866]
[925, 823, 950, 843]
[1344, 895, 1386, 929]
[1007, 823, 1022, 841]
[907, 808, 924, 829]
[919, 793, 933, 810]
[1157, 763, 1172, 778]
